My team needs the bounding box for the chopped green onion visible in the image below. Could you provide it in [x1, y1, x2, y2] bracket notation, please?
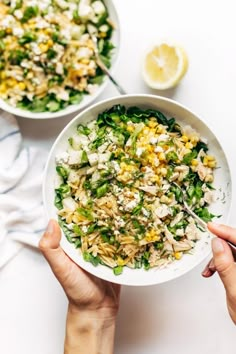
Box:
[113, 266, 123, 275]
[96, 183, 108, 198]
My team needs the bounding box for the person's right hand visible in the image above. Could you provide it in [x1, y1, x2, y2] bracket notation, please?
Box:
[202, 222, 236, 324]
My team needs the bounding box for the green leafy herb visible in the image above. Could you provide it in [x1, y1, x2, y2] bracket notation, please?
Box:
[83, 252, 100, 266]
[47, 48, 57, 60]
[21, 6, 39, 23]
[77, 124, 91, 136]
[74, 238, 81, 248]
[182, 150, 198, 165]
[166, 151, 178, 162]
[0, 30, 6, 39]
[194, 207, 218, 223]
[47, 100, 60, 112]
[9, 50, 28, 65]
[77, 207, 94, 221]
[132, 219, 145, 234]
[154, 242, 164, 250]
[58, 217, 74, 243]
[134, 260, 142, 269]
[18, 32, 37, 44]
[55, 184, 71, 199]
[56, 165, 69, 180]
[73, 224, 83, 237]
[54, 194, 63, 210]
[131, 197, 144, 215]
[96, 183, 108, 198]
[195, 141, 208, 153]
[0, 40, 5, 52]
[170, 185, 183, 203]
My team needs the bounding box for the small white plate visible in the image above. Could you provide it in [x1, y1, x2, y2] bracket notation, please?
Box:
[43, 94, 232, 286]
[0, 0, 120, 120]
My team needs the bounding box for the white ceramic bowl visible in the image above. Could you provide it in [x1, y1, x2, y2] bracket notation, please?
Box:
[43, 94, 232, 286]
[0, 0, 120, 120]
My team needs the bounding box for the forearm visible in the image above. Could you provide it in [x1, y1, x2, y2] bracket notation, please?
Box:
[64, 305, 116, 354]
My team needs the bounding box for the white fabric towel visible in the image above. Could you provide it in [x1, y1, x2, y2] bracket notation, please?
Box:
[0, 110, 47, 268]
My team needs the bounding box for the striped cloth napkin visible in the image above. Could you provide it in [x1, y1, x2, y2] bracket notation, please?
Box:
[0, 110, 47, 268]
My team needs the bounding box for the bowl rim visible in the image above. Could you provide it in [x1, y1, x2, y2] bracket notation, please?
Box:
[0, 0, 121, 120]
[43, 93, 233, 286]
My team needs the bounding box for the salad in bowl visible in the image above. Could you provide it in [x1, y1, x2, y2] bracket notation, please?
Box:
[43, 95, 232, 286]
[0, 0, 119, 118]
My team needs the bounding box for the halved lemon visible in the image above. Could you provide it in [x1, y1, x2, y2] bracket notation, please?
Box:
[142, 42, 188, 90]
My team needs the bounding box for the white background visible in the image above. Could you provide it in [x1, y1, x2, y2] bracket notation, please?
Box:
[1, 0, 236, 353]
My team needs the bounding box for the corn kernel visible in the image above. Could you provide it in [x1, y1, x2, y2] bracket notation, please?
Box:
[203, 156, 208, 166]
[127, 125, 134, 133]
[0, 83, 7, 93]
[157, 124, 166, 134]
[39, 43, 49, 53]
[208, 161, 217, 168]
[174, 252, 182, 260]
[145, 229, 160, 242]
[48, 39, 53, 47]
[191, 159, 198, 166]
[7, 78, 17, 87]
[17, 82, 26, 90]
[117, 257, 126, 266]
[81, 58, 89, 65]
[148, 120, 157, 128]
[159, 152, 166, 161]
[206, 155, 215, 161]
[185, 142, 193, 149]
[45, 28, 52, 35]
[0, 71, 6, 80]
[181, 135, 189, 143]
[99, 31, 107, 38]
[120, 162, 126, 169]
[190, 136, 199, 144]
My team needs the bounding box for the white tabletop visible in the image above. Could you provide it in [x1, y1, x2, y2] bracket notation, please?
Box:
[1, 0, 236, 353]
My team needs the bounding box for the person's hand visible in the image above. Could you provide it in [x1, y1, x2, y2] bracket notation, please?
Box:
[202, 222, 236, 324]
[39, 219, 121, 354]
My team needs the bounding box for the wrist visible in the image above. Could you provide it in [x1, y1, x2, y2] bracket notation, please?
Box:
[64, 304, 116, 354]
[68, 302, 118, 321]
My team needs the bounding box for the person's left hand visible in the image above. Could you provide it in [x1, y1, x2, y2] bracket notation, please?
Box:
[39, 220, 121, 354]
[39, 219, 121, 318]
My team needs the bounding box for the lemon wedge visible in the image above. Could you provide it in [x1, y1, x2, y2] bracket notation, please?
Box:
[142, 42, 188, 90]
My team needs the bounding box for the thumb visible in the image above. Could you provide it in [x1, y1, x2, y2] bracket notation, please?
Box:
[39, 219, 70, 282]
[212, 237, 236, 296]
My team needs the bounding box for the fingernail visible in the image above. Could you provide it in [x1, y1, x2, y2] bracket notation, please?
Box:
[208, 258, 215, 270]
[46, 220, 54, 235]
[202, 269, 211, 277]
[202, 258, 214, 275]
[212, 237, 224, 253]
